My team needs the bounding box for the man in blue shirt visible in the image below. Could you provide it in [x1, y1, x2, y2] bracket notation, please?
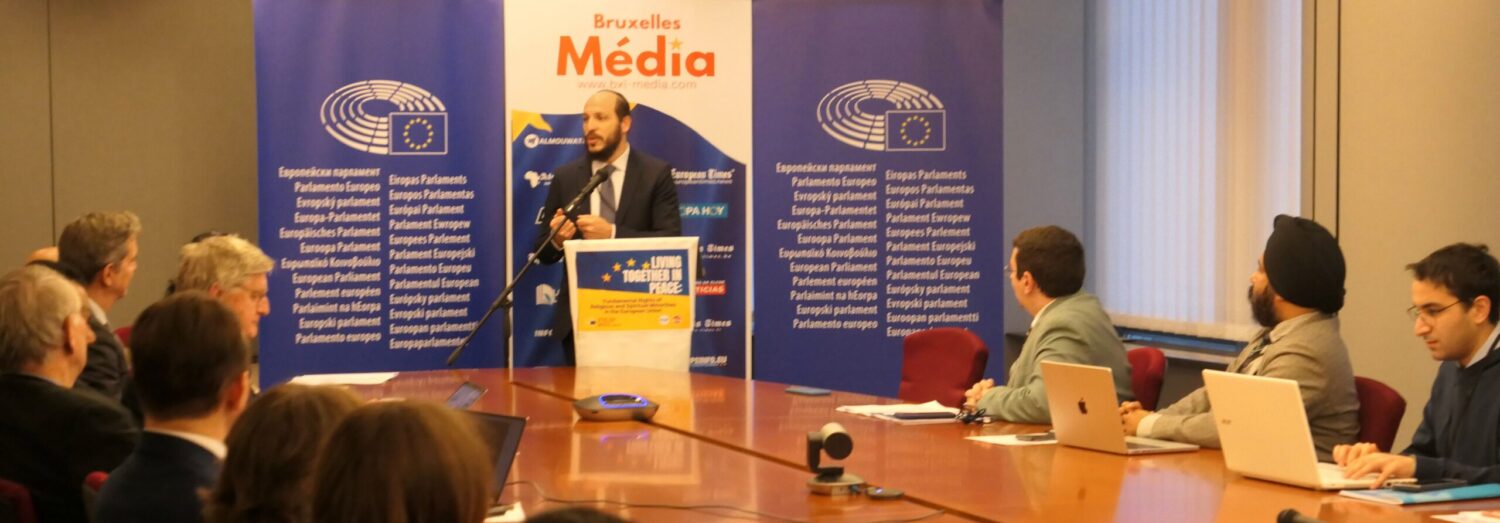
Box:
[1335, 243, 1500, 487]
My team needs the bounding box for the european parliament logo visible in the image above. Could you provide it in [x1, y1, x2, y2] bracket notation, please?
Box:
[816, 79, 947, 152]
[389, 113, 448, 155]
[320, 80, 449, 156]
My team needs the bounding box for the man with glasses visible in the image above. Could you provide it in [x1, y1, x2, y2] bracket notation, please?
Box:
[1333, 243, 1500, 487]
[962, 225, 1133, 423]
[1119, 215, 1359, 458]
[172, 235, 273, 341]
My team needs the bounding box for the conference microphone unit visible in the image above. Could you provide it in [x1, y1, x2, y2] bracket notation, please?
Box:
[1276, 508, 1326, 523]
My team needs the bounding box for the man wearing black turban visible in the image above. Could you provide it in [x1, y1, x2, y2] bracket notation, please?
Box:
[1120, 215, 1360, 459]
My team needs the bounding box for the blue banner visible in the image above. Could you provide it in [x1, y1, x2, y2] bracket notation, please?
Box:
[751, 0, 1006, 395]
[253, 0, 506, 386]
[510, 105, 747, 375]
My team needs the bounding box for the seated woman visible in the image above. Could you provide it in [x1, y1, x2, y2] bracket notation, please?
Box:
[311, 400, 493, 523]
[204, 384, 361, 523]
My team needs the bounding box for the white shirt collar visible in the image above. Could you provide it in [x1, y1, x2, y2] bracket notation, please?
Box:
[86, 297, 107, 325]
[1464, 324, 1500, 368]
[145, 428, 227, 460]
[1029, 297, 1058, 330]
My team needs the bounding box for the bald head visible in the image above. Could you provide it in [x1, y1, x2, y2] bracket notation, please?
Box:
[589, 90, 631, 119]
[583, 91, 632, 162]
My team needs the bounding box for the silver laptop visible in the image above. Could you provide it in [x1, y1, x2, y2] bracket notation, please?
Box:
[1203, 370, 1412, 490]
[1041, 361, 1199, 455]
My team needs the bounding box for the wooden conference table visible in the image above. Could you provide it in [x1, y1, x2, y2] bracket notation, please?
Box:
[346, 367, 1500, 522]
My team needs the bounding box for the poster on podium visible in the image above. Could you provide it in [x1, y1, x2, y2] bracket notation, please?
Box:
[565, 237, 697, 370]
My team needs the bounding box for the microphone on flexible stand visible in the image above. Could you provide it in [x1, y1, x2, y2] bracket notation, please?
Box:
[445, 169, 611, 367]
[1276, 508, 1326, 523]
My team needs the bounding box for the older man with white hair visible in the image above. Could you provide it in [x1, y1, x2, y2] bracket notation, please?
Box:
[172, 234, 273, 341]
[0, 265, 139, 523]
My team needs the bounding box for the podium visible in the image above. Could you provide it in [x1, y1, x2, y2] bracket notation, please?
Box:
[564, 237, 697, 370]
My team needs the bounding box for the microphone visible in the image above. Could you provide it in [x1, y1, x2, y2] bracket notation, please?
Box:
[1276, 509, 1326, 523]
[444, 168, 611, 367]
[559, 170, 611, 224]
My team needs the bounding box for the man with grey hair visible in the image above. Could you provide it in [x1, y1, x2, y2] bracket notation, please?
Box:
[58, 211, 142, 400]
[173, 234, 273, 340]
[0, 265, 138, 523]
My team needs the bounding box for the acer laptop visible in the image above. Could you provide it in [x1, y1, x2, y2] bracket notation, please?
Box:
[1041, 361, 1198, 455]
[1203, 370, 1412, 490]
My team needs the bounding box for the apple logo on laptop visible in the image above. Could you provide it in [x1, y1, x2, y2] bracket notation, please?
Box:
[1077, 398, 1088, 415]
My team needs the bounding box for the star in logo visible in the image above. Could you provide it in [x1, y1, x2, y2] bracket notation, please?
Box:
[613, 262, 622, 272]
[601, 273, 613, 283]
[670, 38, 683, 50]
[641, 262, 652, 270]
[627, 258, 637, 267]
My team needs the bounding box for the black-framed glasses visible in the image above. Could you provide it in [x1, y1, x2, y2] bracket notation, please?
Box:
[1407, 301, 1463, 324]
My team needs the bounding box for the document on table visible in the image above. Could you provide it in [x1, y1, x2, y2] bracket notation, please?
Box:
[288, 372, 399, 385]
[966, 434, 1059, 447]
[836, 400, 960, 424]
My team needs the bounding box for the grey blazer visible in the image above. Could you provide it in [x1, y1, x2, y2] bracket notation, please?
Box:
[1145, 312, 1360, 460]
[976, 292, 1133, 423]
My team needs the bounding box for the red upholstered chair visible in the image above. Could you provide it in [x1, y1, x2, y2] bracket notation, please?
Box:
[83, 472, 107, 493]
[1355, 377, 1406, 452]
[81, 471, 108, 521]
[1127, 347, 1167, 410]
[113, 325, 132, 346]
[898, 327, 989, 407]
[0, 477, 37, 523]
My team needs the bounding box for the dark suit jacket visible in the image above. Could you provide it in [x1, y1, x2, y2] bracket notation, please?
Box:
[536, 147, 682, 342]
[0, 373, 138, 523]
[1405, 346, 1500, 482]
[75, 315, 129, 401]
[96, 433, 220, 523]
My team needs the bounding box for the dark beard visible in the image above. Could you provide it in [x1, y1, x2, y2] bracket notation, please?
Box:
[588, 134, 622, 162]
[1249, 284, 1278, 328]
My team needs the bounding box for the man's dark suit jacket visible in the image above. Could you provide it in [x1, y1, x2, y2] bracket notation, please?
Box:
[96, 432, 220, 523]
[536, 147, 682, 354]
[75, 315, 128, 401]
[0, 373, 138, 523]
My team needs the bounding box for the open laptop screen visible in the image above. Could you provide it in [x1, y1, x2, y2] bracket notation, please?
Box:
[466, 411, 527, 498]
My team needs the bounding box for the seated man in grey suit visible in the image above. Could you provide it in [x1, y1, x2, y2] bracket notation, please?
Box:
[57, 211, 143, 402]
[963, 225, 1133, 423]
[1120, 215, 1359, 459]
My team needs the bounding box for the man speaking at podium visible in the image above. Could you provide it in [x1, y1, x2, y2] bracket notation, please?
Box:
[537, 90, 682, 364]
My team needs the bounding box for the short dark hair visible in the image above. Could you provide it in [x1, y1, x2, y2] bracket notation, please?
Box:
[1408, 243, 1500, 324]
[131, 291, 250, 420]
[598, 90, 631, 119]
[1013, 226, 1086, 298]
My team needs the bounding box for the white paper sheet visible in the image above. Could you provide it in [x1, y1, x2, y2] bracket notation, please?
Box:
[288, 372, 398, 385]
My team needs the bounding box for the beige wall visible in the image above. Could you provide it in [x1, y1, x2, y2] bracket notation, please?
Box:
[1003, 0, 1088, 334]
[1333, 0, 1500, 448]
[0, 0, 56, 263]
[0, 0, 257, 326]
